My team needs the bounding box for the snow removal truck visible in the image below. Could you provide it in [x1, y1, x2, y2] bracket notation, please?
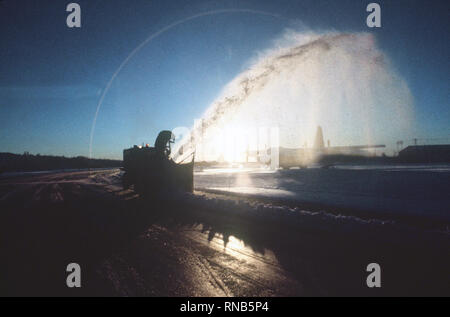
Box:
[122, 130, 194, 196]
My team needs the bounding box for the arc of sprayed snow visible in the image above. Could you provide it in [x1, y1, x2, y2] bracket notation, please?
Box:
[89, 9, 281, 159]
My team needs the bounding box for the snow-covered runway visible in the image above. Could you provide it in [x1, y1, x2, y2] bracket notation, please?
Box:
[195, 164, 450, 222]
[1, 167, 449, 295]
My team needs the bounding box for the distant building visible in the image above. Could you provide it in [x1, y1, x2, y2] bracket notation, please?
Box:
[398, 145, 450, 163]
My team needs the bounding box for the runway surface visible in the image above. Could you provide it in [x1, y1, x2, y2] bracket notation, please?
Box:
[0, 168, 448, 296]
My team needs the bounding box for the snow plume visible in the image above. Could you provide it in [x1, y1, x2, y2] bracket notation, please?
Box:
[176, 31, 415, 162]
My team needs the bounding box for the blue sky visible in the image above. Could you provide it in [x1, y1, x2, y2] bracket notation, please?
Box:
[0, 0, 448, 159]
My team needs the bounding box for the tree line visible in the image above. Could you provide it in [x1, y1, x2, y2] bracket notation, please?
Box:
[0, 152, 122, 173]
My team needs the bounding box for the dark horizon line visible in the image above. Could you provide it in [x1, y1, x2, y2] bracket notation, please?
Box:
[0, 151, 122, 162]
